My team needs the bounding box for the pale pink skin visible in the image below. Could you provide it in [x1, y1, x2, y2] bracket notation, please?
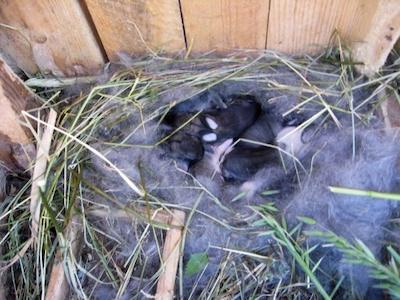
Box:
[209, 138, 234, 175]
[191, 138, 234, 181]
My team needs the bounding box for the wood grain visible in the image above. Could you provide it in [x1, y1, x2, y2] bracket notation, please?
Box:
[0, 57, 38, 172]
[352, 0, 400, 75]
[0, 58, 36, 145]
[84, 0, 186, 60]
[180, 0, 270, 52]
[0, 0, 396, 75]
[346, 0, 380, 42]
[155, 209, 185, 300]
[0, 0, 105, 76]
[266, 0, 376, 54]
[45, 214, 82, 300]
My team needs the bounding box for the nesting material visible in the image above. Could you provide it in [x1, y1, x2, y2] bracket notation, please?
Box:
[46, 214, 82, 300]
[74, 53, 399, 298]
[30, 109, 57, 240]
[284, 128, 399, 298]
[155, 209, 185, 300]
[1, 51, 399, 300]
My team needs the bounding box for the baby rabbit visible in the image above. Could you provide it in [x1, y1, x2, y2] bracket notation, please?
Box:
[201, 95, 261, 142]
[222, 125, 305, 183]
[162, 111, 206, 167]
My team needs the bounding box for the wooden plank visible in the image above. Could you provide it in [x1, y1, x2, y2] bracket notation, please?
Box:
[0, 57, 37, 171]
[46, 214, 82, 300]
[155, 209, 185, 300]
[0, 0, 105, 76]
[352, 0, 400, 75]
[345, 1, 380, 42]
[0, 58, 35, 144]
[84, 0, 185, 60]
[180, 0, 269, 52]
[266, 0, 373, 54]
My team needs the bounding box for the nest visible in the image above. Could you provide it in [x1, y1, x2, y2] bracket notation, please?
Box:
[1, 48, 400, 300]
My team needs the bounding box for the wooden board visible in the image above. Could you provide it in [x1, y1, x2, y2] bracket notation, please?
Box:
[0, 58, 36, 144]
[352, 0, 400, 75]
[0, 0, 396, 76]
[45, 215, 82, 300]
[0, 57, 37, 170]
[0, 0, 105, 76]
[346, 1, 380, 42]
[84, 0, 186, 60]
[266, 0, 378, 54]
[180, 0, 270, 52]
[155, 209, 185, 300]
